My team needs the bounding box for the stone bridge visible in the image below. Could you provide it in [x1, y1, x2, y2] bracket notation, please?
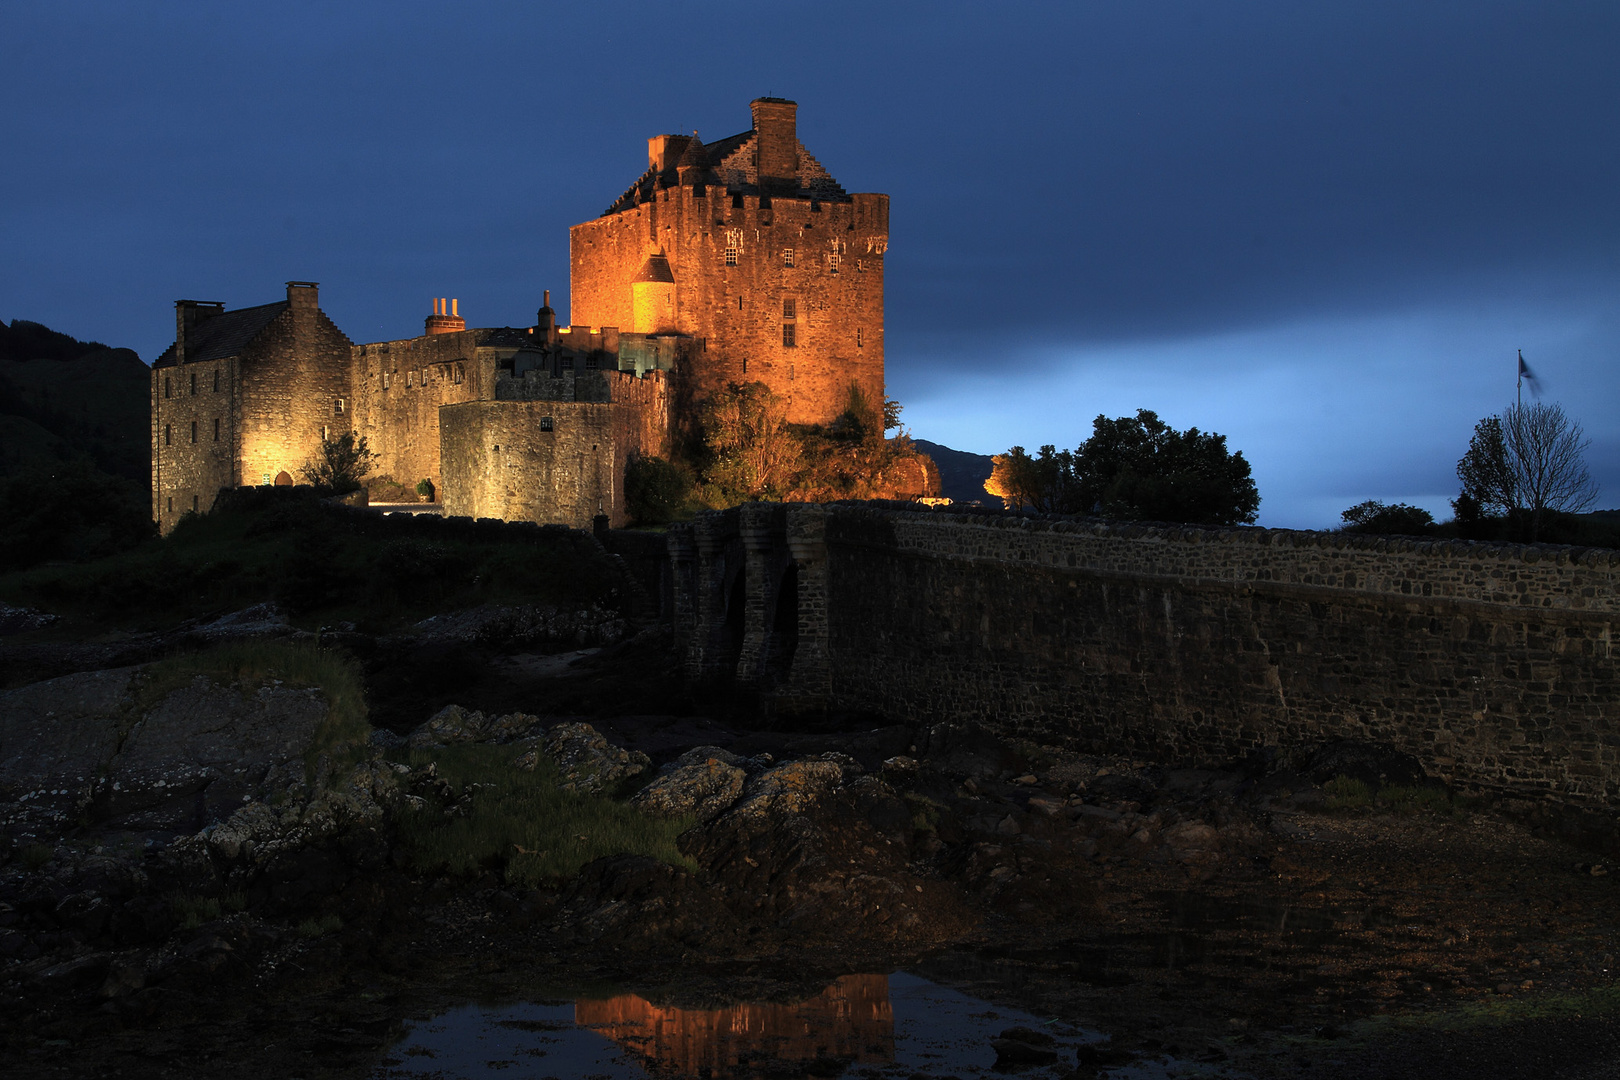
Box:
[667, 503, 1620, 808]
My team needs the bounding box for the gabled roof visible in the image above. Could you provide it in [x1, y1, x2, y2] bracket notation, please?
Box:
[600, 124, 848, 217]
[152, 301, 288, 368]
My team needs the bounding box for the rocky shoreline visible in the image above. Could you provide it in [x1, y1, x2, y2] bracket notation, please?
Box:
[1, 607, 1618, 1078]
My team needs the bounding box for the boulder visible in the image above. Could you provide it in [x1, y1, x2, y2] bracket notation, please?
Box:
[0, 666, 138, 837]
[544, 722, 651, 795]
[632, 757, 746, 822]
[723, 760, 844, 824]
[406, 705, 543, 749]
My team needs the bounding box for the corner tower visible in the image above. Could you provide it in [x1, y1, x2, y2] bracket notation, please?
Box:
[569, 98, 887, 426]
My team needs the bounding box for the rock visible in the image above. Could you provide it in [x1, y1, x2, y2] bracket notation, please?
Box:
[723, 760, 845, 824]
[992, 1026, 1060, 1068]
[100, 676, 329, 831]
[632, 757, 746, 821]
[0, 603, 57, 636]
[407, 604, 630, 649]
[0, 666, 138, 838]
[406, 705, 544, 748]
[186, 603, 291, 642]
[669, 744, 747, 771]
[544, 722, 651, 795]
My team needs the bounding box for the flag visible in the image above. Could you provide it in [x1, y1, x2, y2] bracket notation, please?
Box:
[1517, 350, 1542, 399]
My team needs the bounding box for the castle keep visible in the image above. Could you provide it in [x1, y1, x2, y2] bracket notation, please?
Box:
[150, 98, 890, 532]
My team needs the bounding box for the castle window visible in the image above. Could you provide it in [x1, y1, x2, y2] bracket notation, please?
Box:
[585, 355, 598, 369]
[828, 251, 841, 275]
[731, 192, 743, 209]
[164, 377, 171, 399]
[742, 358, 748, 374]
[857, 259, 866, 273]
[189, 372, 196, 395]
[192, 494, 199, 513]
[783, 248, 795, 267]
[213, 418, 220, 441]
[540, 416, 554, 432]
[737, 296, 744, 311]
[856, 327, 863, 348]
[782, 324, 796, 348]
[561, 356, 574, 370]
[167, 497, 173, 513]
[213, 368, 220, 391]
[725, 243, 738, 267]
[164, 424, 171, 446]
[189, 420, 197, 444]
[322, 425, 329, 441]
[454, 363, 464, 384]
[382, 372, 391, 389]
[262, 473, 272, 485]
[333, 398, 345, 416]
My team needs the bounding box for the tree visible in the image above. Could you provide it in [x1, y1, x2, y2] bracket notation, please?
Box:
[1455, 402, 1598, 542]
[984, 411, 1259, 525]
[300, 430, 377, 494]
[1503, 401, 1599, 541]
[1340, 500, 1435, 535]
[698, 382, 801, 502]
[1454, 415, 1515, 521]
[984, 445, 1075, 513]
[624, 454, 695, 524]
[1071, 409, 1259, 525]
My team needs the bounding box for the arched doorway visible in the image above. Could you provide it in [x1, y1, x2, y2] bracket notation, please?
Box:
[274, 470, 293, 486]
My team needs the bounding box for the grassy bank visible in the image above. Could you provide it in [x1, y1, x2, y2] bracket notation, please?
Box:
[0, 487, 622, 632]
[393, 742, 694, 888]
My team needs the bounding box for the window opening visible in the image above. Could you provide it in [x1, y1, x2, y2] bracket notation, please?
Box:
[725, 244, 738, 266]
[561, 356, 574, 370]
[213, 368, 220, 391]
[192, 494, 199, 513]
[738, 296, 744, 311]
[167, 497, 173, 513]
[164, 424, 171, 446]
[782, 324, 796, 348]
[213, 418, 220, 441]
[585, 355, 598, 369]
[189, 421, 197, 444]
[782, 298, 796, 319]
[828, 251, 840, 275]
[334, 398, 344, 416]
[857, 327, 863, 348]
[383, 372, 391, 389]
[540, 416, 554, 432]
[189, 372, 196, 395]
[262, 473, 272, 486]
[164, 377, 171, 399]
[783, 248, 795, 267]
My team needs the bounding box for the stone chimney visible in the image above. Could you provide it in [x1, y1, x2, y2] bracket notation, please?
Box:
[286, 280, 319, 312]
[173, 299, 225, 366]
[425, 297, 465, 335]
[750, 97, 799, 194]
[536, 289, 558, 344]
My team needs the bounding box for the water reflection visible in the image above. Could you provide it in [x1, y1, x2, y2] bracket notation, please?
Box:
[576, 973, 893, 1075]
[376, 971, 1097, 1079]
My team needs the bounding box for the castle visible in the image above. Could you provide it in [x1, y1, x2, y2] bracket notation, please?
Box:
[149, 98, 897, 534]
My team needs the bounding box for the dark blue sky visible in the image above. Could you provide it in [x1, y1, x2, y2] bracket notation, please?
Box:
[4, 1, 1616, 525]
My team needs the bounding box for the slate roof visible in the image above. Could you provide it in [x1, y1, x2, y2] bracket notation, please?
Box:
[601, 125, 848, 216]
[152, 301, 288, 368]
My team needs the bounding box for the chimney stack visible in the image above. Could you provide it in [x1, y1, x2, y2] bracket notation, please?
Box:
[425, 296, 466, 336]
[750, 97, 799, 195]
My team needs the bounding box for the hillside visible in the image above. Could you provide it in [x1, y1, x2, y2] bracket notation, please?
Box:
[0, 320, 150, 483]
[912, 438, 995, 505]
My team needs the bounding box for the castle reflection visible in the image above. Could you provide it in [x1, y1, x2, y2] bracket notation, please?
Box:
[574, 973, 894, 1077]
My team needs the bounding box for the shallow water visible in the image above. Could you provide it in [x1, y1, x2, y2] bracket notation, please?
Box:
[372, 971, 1173, 1079]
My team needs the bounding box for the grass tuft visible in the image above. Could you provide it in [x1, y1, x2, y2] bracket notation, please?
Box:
[1323, 775, 1372, 810]
[296, 914, 343, 939]
[394, 743, 695, 888]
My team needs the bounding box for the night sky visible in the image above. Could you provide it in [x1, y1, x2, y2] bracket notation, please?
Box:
[4, 1, 1615, 527]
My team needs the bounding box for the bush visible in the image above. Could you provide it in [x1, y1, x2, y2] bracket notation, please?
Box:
[1340, 500, 1437, 535]
[0, 458, 152, 569]
[624, 455, 696, 525]
[415, 478, 435, 500]
[394, 742, 694, 888]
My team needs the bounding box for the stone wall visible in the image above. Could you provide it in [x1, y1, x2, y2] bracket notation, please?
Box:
[671, 505, 1620, 807]
[570, 185, 886, 427]
[150, 356, 238, 528]
[349, 329, 516, 495]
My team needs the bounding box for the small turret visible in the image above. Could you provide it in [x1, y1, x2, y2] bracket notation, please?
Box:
[675, 133, 708, 186]
[425, 297, 465, 336]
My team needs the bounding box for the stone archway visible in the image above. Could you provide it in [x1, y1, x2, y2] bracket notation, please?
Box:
[274, 470, 293, 486]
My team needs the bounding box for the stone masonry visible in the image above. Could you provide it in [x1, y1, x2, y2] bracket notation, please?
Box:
[671, 505, 1620, 809]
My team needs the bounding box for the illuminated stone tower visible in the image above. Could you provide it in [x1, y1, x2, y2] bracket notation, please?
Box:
[569, 98, 888, 426]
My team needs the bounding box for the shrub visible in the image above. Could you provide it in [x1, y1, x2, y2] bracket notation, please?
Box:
[1323, 775, 1372, 810]
[415, 478, 435, 500]
[394, 742, 694, 888]
[624, 455, 696, 525]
